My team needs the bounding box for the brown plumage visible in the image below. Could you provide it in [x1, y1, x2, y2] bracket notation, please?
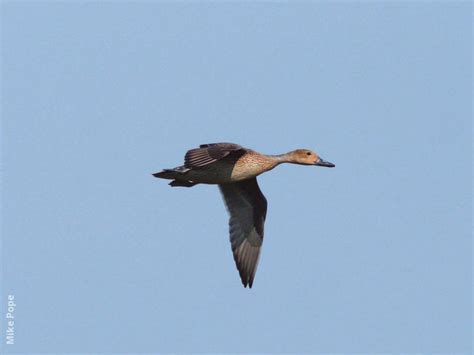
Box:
[153, 142, 335, 288]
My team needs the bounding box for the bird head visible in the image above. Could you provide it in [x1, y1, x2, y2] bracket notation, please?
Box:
[289, 149, 335, 167]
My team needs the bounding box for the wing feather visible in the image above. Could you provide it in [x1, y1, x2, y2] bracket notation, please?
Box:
[219, 178, 267, 288]
[184, 143, 244, 168]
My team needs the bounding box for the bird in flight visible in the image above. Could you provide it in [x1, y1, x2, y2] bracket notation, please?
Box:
[153, 143, 335, 288]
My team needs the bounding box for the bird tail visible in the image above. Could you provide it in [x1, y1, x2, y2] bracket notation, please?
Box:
[152, 166, 196, 188]
[152, 166, 190, 180]
[152, 169, 178, 180]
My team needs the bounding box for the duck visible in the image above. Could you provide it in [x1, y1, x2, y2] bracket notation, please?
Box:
[153, 143, 335, 288]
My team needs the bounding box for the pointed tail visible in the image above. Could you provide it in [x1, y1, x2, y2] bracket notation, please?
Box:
[152, 166, 189, 180]
[152, 169, 176, 180]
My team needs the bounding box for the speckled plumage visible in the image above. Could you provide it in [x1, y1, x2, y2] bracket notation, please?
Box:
[153, 142, 335, 288]
[174, 146, 280, 184]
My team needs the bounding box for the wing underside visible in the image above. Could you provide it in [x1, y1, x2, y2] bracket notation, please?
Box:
[219, 178, 267, 288]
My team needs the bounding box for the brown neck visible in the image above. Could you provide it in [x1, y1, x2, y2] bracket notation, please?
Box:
[270, 151, 297, 164]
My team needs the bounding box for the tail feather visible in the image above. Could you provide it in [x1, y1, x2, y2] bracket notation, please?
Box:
[152, 170, 175, 179]
[152, 166, 189, 180]
[169, 180, 197, 187]
[152, 166, 197, 188]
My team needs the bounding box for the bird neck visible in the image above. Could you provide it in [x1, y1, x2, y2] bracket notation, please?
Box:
[269, 151, 296, 165]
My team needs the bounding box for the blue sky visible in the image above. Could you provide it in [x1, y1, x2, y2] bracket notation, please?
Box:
[1, 2, 471, 353]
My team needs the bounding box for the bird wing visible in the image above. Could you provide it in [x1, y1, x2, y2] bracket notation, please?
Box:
[184, 143, 244, 169]
[219, 178, 267, 288]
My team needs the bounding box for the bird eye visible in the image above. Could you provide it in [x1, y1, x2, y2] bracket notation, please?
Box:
[306, 152, 311, 156]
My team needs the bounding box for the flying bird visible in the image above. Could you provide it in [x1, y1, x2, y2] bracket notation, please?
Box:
[153, 143, 335, 288]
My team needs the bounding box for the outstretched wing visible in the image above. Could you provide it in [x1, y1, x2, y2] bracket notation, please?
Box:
[184, 143, 244, 169]
[219, 178, 267, 288]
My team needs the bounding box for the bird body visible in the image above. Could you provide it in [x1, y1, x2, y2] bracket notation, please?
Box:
[153, 142, 335, 288]
[184, 150, 277, 183]
[155, 144, 278, 184]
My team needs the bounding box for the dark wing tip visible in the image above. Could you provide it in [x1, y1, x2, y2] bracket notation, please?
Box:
[240, 276, 252, 289]
[239, 271, 253, 288]
[234, 247, 258, 289]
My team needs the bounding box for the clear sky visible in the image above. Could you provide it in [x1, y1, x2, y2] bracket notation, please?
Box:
[1, 2, 471, 354]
